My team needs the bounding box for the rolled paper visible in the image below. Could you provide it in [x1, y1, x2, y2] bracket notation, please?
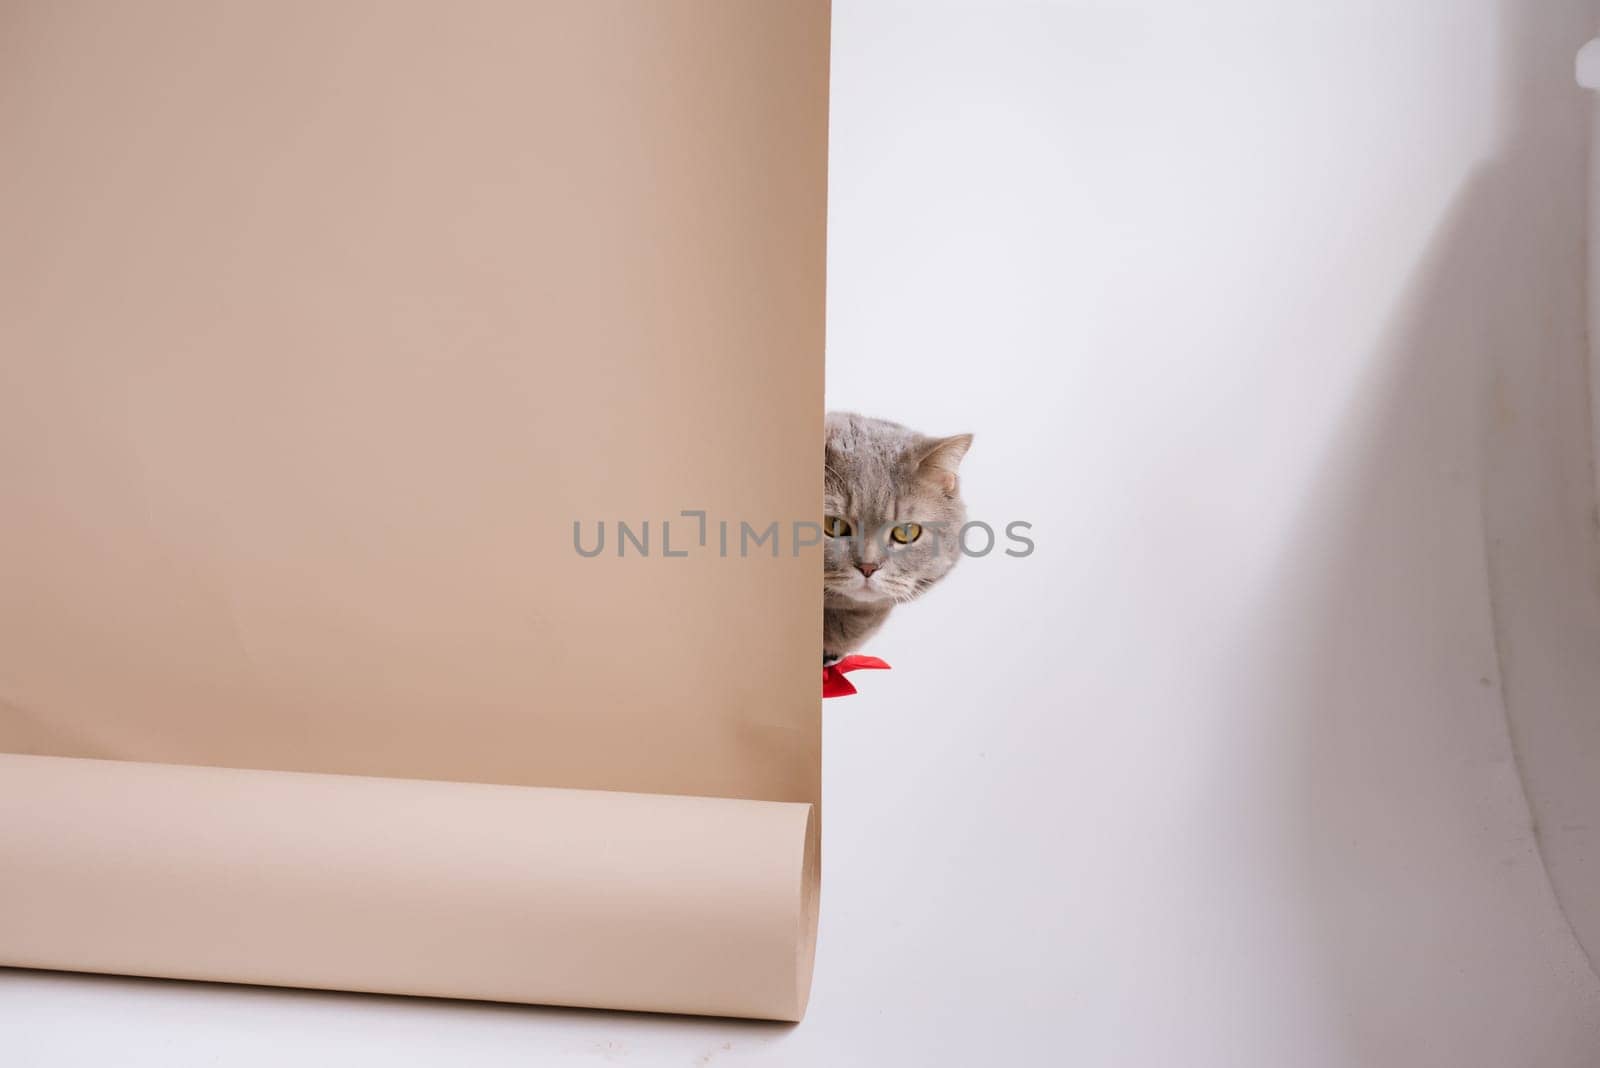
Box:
[0, 0, 830, 1021]
[0, 755, 818, 1020]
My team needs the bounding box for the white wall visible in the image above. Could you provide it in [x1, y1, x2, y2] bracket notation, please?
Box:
[824, 1, 1600, 1064]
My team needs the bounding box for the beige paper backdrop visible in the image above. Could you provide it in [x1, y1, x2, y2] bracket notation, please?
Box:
[0, 0, 829, 1020]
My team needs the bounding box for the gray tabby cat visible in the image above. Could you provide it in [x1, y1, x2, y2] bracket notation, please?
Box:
[823, 412, 972, 663]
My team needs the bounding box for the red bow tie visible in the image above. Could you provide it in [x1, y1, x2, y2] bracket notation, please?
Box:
[822, 655, 891, 698]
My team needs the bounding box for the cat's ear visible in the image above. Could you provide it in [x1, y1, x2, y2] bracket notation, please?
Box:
[914, 433, 973, 495]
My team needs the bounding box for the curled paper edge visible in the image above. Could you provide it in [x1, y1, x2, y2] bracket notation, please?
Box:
[0, 754, 820, 1022]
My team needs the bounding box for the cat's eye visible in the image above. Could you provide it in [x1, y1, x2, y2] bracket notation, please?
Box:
[823, 515, 853, 538]
[889, 523, 922, 545]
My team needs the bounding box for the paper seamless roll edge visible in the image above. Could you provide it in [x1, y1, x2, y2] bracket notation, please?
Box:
[0, 754, 820, 1021]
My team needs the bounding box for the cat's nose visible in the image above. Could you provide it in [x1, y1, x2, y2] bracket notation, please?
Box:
[856, 562, 881, 578]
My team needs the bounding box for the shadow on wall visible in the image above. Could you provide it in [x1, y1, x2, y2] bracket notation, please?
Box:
[1247, 0, 1600, 1063]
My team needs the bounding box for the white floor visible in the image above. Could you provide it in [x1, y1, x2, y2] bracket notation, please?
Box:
[10, 3, 1600, 1064]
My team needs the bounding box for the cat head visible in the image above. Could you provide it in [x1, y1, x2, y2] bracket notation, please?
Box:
[823, 412, 972, 607]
